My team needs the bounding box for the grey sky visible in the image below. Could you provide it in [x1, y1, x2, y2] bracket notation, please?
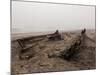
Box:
[12, 1, 95, 33]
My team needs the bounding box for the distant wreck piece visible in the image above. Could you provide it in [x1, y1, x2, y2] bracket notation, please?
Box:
[47, 30, 62, 41]
[81, 28, 86, 35]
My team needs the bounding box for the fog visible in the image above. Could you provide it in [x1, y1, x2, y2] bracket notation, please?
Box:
[12, 1, 95, 33]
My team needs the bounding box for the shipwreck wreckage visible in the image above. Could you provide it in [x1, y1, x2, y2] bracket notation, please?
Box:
[12, 29, 95, 61]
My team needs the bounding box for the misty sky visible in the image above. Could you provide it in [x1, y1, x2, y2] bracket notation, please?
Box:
[12, 1, 95, 33]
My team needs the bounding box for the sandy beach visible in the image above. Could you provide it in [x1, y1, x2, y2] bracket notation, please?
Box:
[11, 29, 96, 74]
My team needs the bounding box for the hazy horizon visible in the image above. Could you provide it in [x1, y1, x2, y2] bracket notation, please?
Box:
[12, 1, 95, 34]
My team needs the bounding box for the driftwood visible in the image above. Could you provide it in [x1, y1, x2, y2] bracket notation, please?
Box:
[81, 28, 86, 35]
[16, 34, 46, 60]
[59, 36, 81, 61]
[17, 39, 34, 60]
[47, 30, 62, 40]
[17, 39, 33, 53]
[59, 29, 87, 61]
[47, 29, 87, 60]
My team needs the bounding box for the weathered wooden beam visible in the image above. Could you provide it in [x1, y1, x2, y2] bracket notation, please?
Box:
[47, 30, 62, 40]
[17, 39, 24, 49]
